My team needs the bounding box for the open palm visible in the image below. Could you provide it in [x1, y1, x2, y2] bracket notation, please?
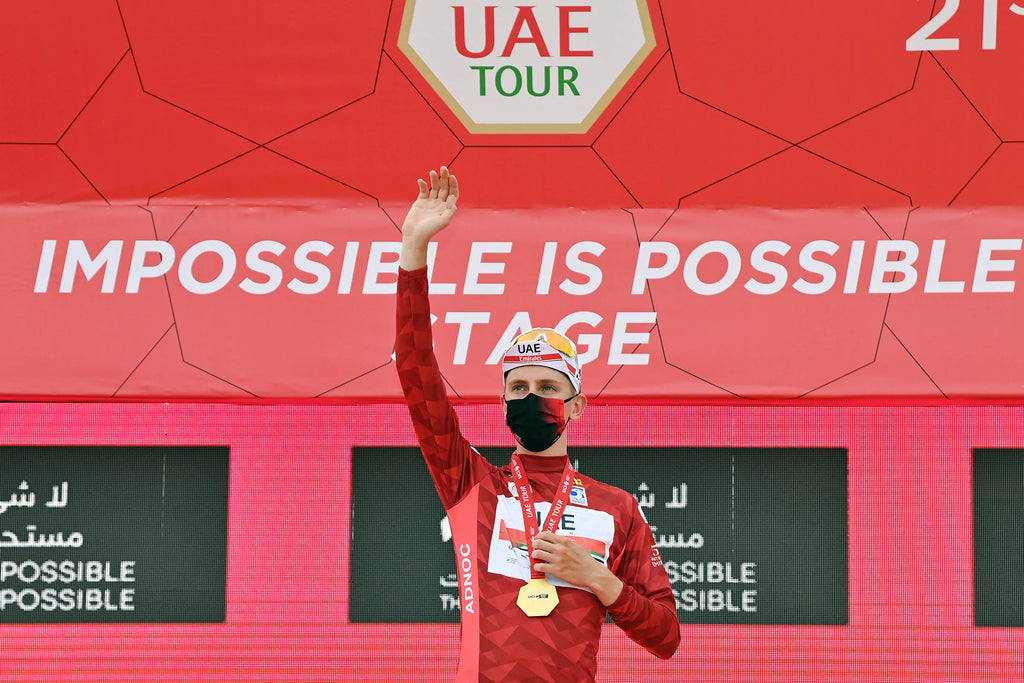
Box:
[402, 166, 459, 241]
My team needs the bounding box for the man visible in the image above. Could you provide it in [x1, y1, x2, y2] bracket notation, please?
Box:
[396, 167, 680, 682]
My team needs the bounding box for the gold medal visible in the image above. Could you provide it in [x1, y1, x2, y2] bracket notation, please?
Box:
[517, 577, 559, 617]
[508, 455, 573, 618]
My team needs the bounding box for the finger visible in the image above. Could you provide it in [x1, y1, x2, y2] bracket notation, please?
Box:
[532, 542, 559, 558]
[428, 169, 440, 198]
[532, 538, 558, 553]
[447, 173, 459, 203]
[416, 178, 429, 198]
[437, 166, 450, 201]
[444, 195, 458, 215]
[534, 532, 562, 544]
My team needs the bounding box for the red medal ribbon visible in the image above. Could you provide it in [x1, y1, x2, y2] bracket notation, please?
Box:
[509, 453, 575, 580]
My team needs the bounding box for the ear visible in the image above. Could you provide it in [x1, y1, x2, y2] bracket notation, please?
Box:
[567, 393, 587, 421]
[500, 395, 507, 415]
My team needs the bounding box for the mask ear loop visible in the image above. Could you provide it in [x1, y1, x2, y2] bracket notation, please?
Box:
[563, 393, 579, 423]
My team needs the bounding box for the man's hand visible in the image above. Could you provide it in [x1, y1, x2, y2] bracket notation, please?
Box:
[531, 531, 624, 607]
[399, 166, 459, 271]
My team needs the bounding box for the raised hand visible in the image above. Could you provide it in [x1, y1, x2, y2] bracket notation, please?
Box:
[403, 166, 459, 239]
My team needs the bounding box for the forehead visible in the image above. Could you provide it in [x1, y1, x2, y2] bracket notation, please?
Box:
[504, 365, 570, 386]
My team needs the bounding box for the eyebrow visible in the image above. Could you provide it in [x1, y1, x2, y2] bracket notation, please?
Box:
[506, 377, 567, 389]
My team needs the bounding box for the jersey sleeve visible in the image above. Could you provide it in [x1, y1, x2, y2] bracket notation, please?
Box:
[396, 266, 495, 510]
[605, 500, 681, 660]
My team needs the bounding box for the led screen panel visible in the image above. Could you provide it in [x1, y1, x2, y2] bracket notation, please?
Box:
[0, 403, 1021, 681]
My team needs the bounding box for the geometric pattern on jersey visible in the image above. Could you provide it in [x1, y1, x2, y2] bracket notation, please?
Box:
[396, 267, 680, 682]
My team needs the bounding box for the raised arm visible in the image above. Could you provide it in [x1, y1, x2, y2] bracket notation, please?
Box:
[400, 166, 459, 270]
[396, 167, 493, 510]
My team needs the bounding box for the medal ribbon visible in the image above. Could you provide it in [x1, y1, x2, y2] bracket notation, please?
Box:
[509, 454, 575, 580]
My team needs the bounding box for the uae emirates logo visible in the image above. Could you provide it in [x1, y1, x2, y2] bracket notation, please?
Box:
[399, 1, 656, 134]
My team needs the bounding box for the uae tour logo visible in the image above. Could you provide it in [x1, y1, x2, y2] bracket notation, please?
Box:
[399, 1, 656, 134]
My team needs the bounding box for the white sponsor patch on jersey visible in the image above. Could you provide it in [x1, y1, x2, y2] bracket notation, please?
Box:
[487, 498, 615, 592]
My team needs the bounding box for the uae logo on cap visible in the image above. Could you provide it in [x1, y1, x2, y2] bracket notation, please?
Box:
[398, 1, 657, 134]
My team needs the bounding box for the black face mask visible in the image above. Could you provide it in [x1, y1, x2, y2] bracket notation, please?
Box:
[505, 392, 573, 453]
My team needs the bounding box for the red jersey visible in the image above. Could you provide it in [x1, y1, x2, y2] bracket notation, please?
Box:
[396, 267, 680, 682]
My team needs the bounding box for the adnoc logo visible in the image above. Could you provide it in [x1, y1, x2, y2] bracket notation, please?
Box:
[399, 1, 656, 134]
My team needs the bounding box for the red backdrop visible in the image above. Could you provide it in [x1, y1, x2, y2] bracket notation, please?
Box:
[1, 0, 1023, 401]
[2, 3, 1023, 678]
